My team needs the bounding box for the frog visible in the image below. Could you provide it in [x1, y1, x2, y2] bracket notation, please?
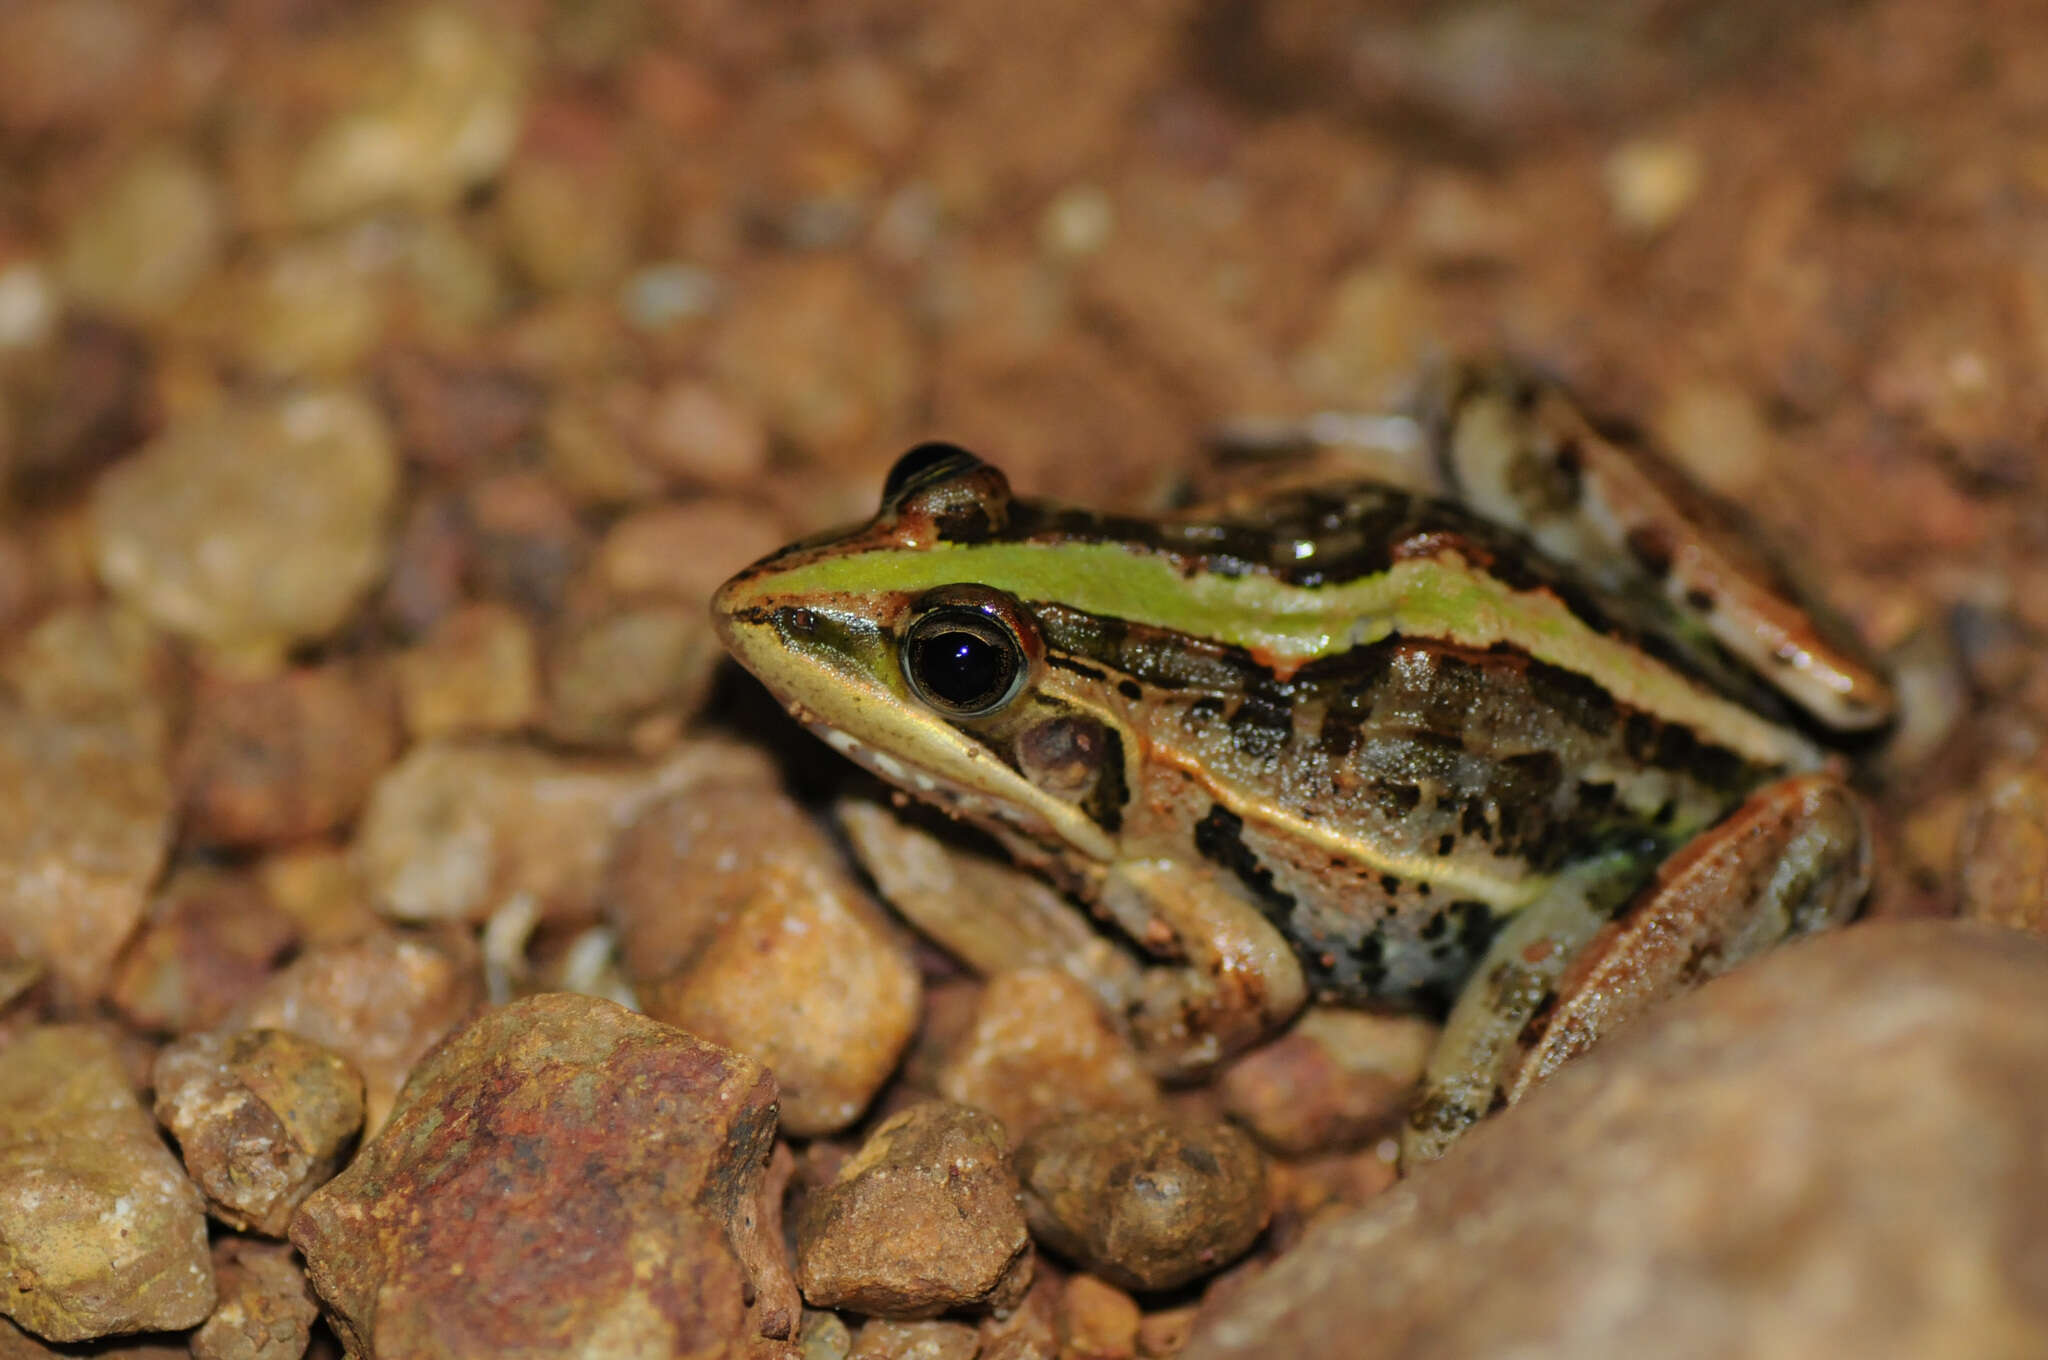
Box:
[711, 364, 1890, 1164]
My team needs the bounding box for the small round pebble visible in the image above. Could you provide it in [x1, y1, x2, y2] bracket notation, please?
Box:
[1016, 1111, 1269, 1293]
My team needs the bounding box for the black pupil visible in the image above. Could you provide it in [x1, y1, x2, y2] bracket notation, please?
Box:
[913, 627, 1011, 709]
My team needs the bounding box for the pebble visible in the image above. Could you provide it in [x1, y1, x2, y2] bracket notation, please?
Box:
[639, 844, 922, 1138]
[289, 5, 528, 225]
[189, 1237, 319, 1360]
[1217, 1009, 1436, 1157]
[837, 800, 1142, 1006]
[707, 256, 918, 459]
[0, 1319, 186, 1358]
[354, 738, 707, 928]
[0, 1026, 214, 1342]
[1015, 1111, 1269, 1293]
[796, 1101, 1031, 1318]
[1188, 922, 2048, 1358]
[394, 602, 541, 740]
[0, 0, 148, 135]
[92, 388, 399, 667]
[594, 497, 792, 608]
[937, 968, 1160, 1142]
[212, 231, 391, 379]
[291, 993, 798, 1356]
[598, 770, 831, 983]
[108, 867, 299, 1034]
[1603, 138, 1705, 236]
[542, 604, 722, 749]
[0, 706, 170, 1005]
[177, 662, 399, 846]
[57, 144, 223, 321]
[1957, 765, 2048, 932]
[225, 930, 483, 1137]
[848, 1319, 982, 1360]
[154, 1028, 365, 1236]
[1060, 1275, 1140, 1360]
[642, 380, 772, 489]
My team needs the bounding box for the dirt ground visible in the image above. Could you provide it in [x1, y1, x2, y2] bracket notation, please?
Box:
[1, 0, 2044, 1354]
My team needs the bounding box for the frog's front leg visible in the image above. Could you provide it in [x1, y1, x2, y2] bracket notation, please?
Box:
[1098, 857, 1308, 1077]
[1403, 772, 1871, 1166]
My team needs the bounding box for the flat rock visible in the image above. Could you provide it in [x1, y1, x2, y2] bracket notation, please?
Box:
[0, 1026, 214, 1342]
[291, 993, 797, 1359]
[937, 969, 1159, 1143]
[1188, 921, 2048, 1359]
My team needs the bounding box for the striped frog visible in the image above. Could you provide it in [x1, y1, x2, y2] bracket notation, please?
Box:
[712, 367, 1889, 1162]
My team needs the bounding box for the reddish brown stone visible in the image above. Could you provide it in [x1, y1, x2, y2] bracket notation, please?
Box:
[108, 867, 298, 1034]
[937, 969, 1159, 1143]
[1217, 1010, 1435, 1157]
[291, 993, 796, 1359]
[178, 662, 399, 847]
[795, 1101, 1031, 1318]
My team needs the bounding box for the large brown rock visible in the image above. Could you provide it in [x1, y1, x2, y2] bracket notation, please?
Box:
[291, 993, 797, 1359]
[1188, 921, 2048, 1359]
[0, 1026, 214, 1342]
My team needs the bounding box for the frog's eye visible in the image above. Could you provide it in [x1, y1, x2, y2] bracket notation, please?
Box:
[901, 588, 1038, 719]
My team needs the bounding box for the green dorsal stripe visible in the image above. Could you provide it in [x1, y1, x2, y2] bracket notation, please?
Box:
[745, 539, 1820, 770]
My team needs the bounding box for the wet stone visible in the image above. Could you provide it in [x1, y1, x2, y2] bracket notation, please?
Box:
[290, 993, 797, 1359]
[795, 1101, 1031, 1318]
[92, 388, 399, 667]
[0, 705, 170, 1006]
[108, 867, 299, 1035]
[1217, 1009, 1436, 1157]
[190, 1237, 319, 1360]
[225, 930, 482, 1137]
[1015, 1112, 1269, 1294]
[936, 969, 1160, 1143]
[154, 1028, 366, 1237]
[0, 1026, 214, 1342]
[178, 662, 399, 847]
[1187, 922, 2048, 1359]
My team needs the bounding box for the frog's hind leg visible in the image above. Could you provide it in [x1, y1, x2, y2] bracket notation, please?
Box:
[1402, 772, 1871, 1167]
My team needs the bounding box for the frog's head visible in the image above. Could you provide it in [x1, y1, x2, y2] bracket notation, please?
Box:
[711, 445, 1125, 866]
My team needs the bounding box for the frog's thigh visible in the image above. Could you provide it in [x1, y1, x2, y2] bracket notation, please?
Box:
[1403, 772, 1870, 1167]
[1101, 858, 1309, 1077]
[1511, 771, 1870, 1101]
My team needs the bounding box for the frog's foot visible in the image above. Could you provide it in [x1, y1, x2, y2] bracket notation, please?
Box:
[1403, 772, 1871, 1166]
[1101, 858, 1309, 1079]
